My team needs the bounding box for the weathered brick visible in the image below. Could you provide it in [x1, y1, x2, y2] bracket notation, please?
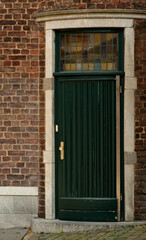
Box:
[7, 174, 24, 180]
[8, 127, 25, 132]
[9, 55, 26, 60]
[135, 19, 146, 221]
[4, 61, 11, 66]
[0, 20, 16, 25]
[8, 151, 25, 156]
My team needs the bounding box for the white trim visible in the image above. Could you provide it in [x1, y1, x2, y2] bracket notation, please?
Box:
[46, 19, 133, 30]
[0, 187, 38, 196]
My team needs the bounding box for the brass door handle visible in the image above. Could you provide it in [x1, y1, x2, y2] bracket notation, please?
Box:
[59, 141, 64, 160]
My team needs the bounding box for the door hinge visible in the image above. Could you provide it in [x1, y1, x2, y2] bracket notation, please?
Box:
[120, 86, 122, 94]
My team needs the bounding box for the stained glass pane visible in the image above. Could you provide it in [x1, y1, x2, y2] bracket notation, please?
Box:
[66, 35, 70, 46]
[77, 34, 82, 46]
[77, 46, 82, 58]
[65, 59, 70, 71]
[66, 46, 70, 56]
[77, 59, 82, 71]
[71, 63, 76, 71]
[88, 34, 94, 46]
[71, 47, 76, 58]
[71, 34, 77, 45]
[107, 34, 113, 45]
[61, 47, 65, 58]
[83, 33, 88, 46]
[113, 34, 118, 45]
[83, 46, 88, 58]
[95, 58, 101, 71]
[95, 46, 100, 59]
[61, 35, 65, 46]
[107, 46, 112, 56]
[60, 32, 119, 71]
[107, 62, 113, 71]
[83, 59, 88, 71]
[61, 59, 65, 71]
[101, 45, 106, 59]
[95, 33, 100, 45]
[89, 58, 94, 71]
[101, 33, 106, 45]
[101, 59, 107, 71]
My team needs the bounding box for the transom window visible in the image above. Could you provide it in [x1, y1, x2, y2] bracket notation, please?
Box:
[60, 32, 119, 72]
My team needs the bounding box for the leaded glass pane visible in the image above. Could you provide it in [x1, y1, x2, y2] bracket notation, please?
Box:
[83, 58, 88, 71]
[65, 59, 71, 71]
[77, 34, 82, 46]
[107, 33, 113, 45]
[101, 33, 106, 45]
[77, 59, 82, 71]
[101, 59, 107, 71]
[66, 35, 70, 46]
[60, 32, 119, 71]
[83, 33, 88, 46]
[71, 34, 77, 45]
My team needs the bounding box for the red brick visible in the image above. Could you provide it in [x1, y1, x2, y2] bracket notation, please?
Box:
[13, 49, 20, 54]
[7, 174, 24, 180]
[12, 61, 20, 66]
[0, 20, 16, 25]
[4, 61, 11, 66]
[8, 151, 25, 156]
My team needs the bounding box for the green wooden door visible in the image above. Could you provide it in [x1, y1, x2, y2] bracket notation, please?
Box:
[55, 30, 124, 222]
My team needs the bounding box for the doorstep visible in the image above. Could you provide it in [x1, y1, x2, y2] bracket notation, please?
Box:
[31, 218, 146, 233]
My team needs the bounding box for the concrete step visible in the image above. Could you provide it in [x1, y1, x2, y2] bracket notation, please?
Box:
[31, 218, 146, 233]
[0, 228, 28, 240]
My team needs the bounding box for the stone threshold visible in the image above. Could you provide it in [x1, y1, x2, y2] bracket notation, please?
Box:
[31, 218, 146, 233]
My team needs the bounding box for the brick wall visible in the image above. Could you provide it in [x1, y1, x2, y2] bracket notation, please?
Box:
[134, 19, 146, 220]
[38, 0, 146, 11]
[0, 0, 45, 218]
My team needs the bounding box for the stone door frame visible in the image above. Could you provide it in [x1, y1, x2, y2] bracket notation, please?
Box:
[34, 10, 141, 221]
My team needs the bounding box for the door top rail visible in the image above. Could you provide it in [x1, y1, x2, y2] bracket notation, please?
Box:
[53, 71, 124, 77]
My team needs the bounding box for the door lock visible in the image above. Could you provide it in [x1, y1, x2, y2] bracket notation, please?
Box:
[59, 141, 64, 160]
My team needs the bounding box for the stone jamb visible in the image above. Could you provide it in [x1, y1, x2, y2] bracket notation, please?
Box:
[44, 28, 55, 219]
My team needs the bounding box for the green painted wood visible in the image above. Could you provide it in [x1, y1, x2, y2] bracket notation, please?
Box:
[60, 198, 117, 211]
[58, 211, 117, 222]
[56, 76, 117, 221]
[54, 71, 124, 77]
